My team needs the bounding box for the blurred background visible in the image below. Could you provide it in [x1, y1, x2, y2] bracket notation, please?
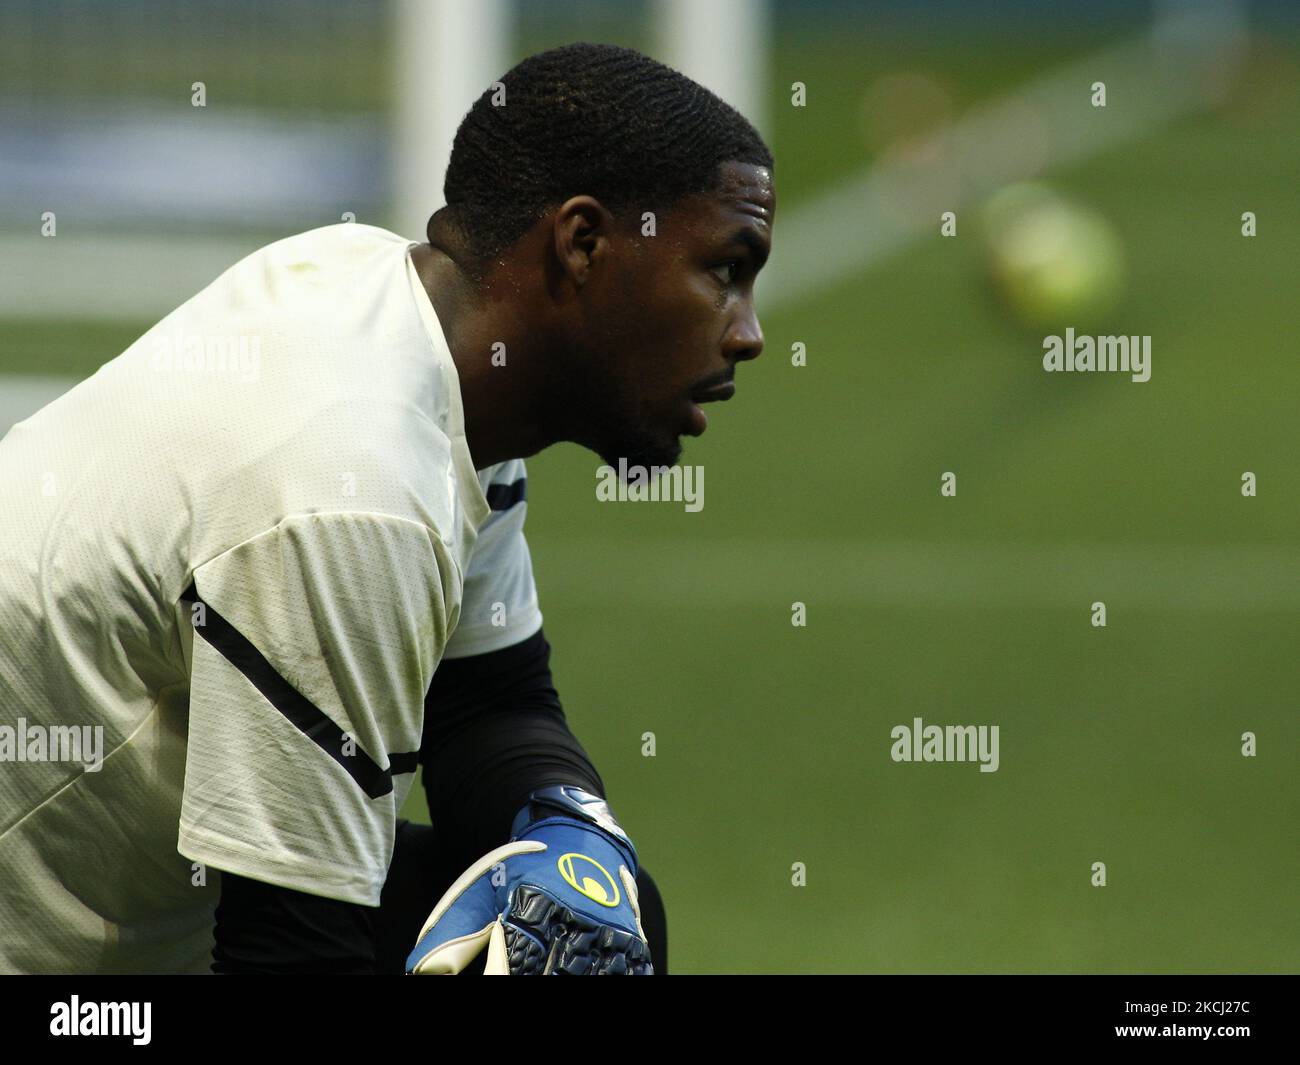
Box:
[1, 0, 1297, 973]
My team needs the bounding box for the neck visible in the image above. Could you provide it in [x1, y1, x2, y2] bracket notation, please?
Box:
[410, 240, 557, 469]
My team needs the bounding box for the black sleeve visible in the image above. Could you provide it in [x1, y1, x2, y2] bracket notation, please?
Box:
[420, 626, 605, 862]
[212, 870, 376, 974]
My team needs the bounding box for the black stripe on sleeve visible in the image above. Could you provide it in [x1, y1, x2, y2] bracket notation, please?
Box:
[388, 750, 419, 776]
[485, 477, 526, 512]
[181, 582, 417, 800]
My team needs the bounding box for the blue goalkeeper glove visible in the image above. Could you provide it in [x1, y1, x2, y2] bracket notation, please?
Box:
[405, 786, 653, 975]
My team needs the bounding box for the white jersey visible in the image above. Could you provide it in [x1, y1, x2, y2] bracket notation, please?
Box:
[0, 224, 542, 974]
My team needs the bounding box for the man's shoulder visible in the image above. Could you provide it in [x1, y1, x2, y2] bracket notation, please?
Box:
[183, 223, 415, 318]
[253, 222, 413, 265]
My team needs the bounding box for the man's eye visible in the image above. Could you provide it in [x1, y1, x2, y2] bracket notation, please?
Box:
[709, 261, 740, 285]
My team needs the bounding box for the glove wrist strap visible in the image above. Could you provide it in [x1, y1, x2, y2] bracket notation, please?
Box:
[510, 785, 637, 868]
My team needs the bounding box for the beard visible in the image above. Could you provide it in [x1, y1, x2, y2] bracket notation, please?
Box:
[564, 349, 684, 474]
[581, 406, 682, 474]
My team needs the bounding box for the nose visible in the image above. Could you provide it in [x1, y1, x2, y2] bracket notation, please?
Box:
[724, 300, 764, 364]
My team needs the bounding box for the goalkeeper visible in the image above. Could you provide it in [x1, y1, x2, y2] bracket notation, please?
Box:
[0, 43, 774, 975]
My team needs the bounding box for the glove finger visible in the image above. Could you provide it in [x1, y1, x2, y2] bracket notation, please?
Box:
[620, 865, 648, 944]
[483, 919, 511, 976]
[409, 920, 496, 975]
[414, 838, 546, 942]
[503, 884, 653, 975]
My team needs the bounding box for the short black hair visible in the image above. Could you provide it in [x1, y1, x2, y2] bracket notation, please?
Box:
[436, 42, 773, 266]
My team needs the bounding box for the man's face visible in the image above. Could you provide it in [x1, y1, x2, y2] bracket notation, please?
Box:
[572, 161, 775, 471]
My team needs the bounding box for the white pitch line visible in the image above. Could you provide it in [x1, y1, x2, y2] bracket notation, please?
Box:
[757, 4, 1248, 312]
[0, 9, 1245, 324]
[0, 234, 262, 320]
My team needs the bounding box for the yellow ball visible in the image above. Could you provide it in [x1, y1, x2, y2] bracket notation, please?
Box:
[981, 183, 1125, 331]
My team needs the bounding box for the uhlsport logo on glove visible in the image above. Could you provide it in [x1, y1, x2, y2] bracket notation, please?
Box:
[558, 852, 620, 907]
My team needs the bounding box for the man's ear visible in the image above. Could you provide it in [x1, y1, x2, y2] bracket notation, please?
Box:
[552, 196, 612, 289]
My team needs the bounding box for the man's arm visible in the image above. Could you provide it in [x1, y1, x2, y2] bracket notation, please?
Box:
[419, 627, 605, 865]
[207, 461, 633, 974]
[211, 628, 602, 974]
[406, 628, 655, 974]
[419, 458, 592, 861]
[211, 628, 666, 974]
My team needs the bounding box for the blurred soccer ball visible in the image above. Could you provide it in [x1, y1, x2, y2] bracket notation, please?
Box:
[980, 183, 1125, 331]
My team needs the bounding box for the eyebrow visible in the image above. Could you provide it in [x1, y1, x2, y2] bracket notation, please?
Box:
[725, 226, 771, 268]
